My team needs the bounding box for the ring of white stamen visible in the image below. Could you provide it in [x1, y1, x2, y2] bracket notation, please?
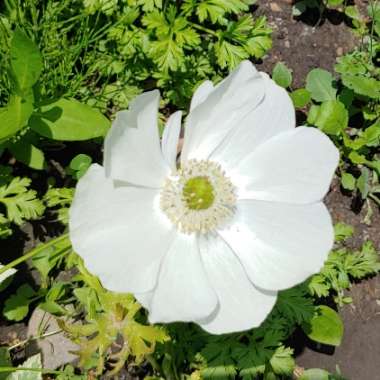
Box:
[160, 159, 236, 234]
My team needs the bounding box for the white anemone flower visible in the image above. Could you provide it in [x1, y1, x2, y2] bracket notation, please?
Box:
[69, 61, 339, 334]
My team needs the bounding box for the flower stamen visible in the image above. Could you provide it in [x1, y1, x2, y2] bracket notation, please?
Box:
[160, 160, 236, 234]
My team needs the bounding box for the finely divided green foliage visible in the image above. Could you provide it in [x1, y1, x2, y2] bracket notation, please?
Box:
[1, 0, 272, 111]
[87, 0, 271, 107]
[0, 177, 44, 226]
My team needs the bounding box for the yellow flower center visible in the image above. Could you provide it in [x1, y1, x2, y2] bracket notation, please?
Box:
[182, 176, 215, 210]
[160, 159, 236, 234]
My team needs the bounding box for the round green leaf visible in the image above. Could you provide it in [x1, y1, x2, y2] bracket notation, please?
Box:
[290, 88, 311, 108]
[306, 69, 337, 102]
[306, 305, 344, 346]
[272, 62, 293, 89]
[70, 154, 92, 171]
[341, 172, 356, 191]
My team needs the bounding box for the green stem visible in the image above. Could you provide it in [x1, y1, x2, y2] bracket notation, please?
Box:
[0, 367, 63, 375]
[189, 22, 218, 37]
[368, 0, 378, 61]
[369, 193, 380, 206]
[0, 233, 69, 276]
[8, 329, 62, 351]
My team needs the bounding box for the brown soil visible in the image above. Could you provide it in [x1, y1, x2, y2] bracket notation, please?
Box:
[256, 0, 358, 87]
[255, 1, 380, 379]
[295, 182, 380, 379]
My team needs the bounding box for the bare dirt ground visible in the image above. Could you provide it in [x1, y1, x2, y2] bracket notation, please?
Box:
[256, 0, 359, 87]
[255, 1, 380, 378]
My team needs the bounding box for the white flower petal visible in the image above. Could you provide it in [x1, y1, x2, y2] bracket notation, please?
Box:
[218, 200, 334, 291]
[210, 73, 295, 171]
[149, 233, 217, 323]
[162, 111, 182, 171]
[190, 81, 214, 111]
[69, 164, 175, 293]
[104, 90, 169, 188]
[232, 127, 339, 203]
[135, 291, 154, 310]
[198, 235, 277, 334]
[181, 61, 265, 163]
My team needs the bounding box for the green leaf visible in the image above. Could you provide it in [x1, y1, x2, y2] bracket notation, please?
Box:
[308, 274, 330, 298]
[31, 247, 55, 283]
[269, 346, 294, 375]
[3, 284, 36, 321]
[306, 69, 337, 102]
[313, 100, 348, 135]
[341, 75, 380, 99]
[196, 0, 248, 23]
[7, 353, 42, 380]
[30, 99, 110, 141]
[307, 104, 320, 125]
[0, 177, 45, 225]
[290, 88, 311, 108]
[246, 35, 272, 59]
[8, 140, 45, 170]
[306, 305, 344, 346]
[327, 0, 344, 6]
[356, 167, 370, 199]
[292, 2, 306, 17]
[341, 172, 356, 191]
[299, 368, 330, 380]
[10, 29, 42, 94]
[69, 154, 92, 179]
[0, 96, 34, 142]
[345, 5, 361, 21]
[70, 154, 92, 170]
[272, 62, 292, 88]
[347, 241, 380, 278]
[43, 187, 74, 225]
[338, 88, 355, 109]
[277, 286, 315, 325]
[348, 151, 367, 165]
[334, 222, 354, 241]
[361, 120, 380, 147]
[0, 213, 12, 239]
[0, 347, 11, 380]
[215, 40, 248, 69]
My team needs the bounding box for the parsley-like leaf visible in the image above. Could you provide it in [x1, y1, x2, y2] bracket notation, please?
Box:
[0, 177, 45, 225]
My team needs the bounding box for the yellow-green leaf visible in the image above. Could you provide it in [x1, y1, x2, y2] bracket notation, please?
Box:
[30, 99, 110, 141]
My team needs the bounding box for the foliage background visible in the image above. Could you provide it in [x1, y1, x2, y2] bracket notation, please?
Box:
[0, 0, 379, 379]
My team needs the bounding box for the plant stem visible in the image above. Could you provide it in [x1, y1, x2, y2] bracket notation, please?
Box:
[0, 367, 63, 375]
[8, 329, 63, 351]
[189, 22, 218, 37]
[0, 233, 70, 276]
[369, 192, 380, 206]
